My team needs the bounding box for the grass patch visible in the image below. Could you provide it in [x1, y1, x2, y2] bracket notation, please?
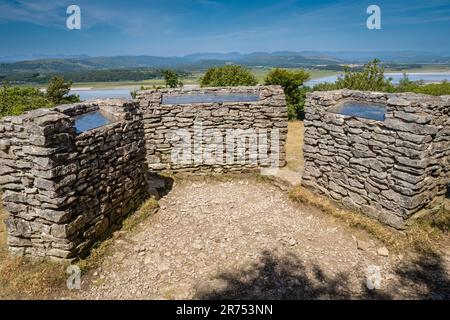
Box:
[0, 258, 68, 299]
[0, 200, 68, 299]
[406, 209, 450, 254]
[122, 198, 159, 232]
[76, 238, 115, 273]
[289, 186, 449, 254]
[286, 120, 304, 172]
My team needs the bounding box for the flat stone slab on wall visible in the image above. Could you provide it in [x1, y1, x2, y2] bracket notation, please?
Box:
[136, 86, 288, 174]
[302, 90, 450, 229]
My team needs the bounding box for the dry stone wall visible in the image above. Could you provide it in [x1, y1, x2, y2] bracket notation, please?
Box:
[302, 90, 450, 229]
[0, 87, 288, 260]
[0, 100, 148, 260]
[136, 86, 288, 174]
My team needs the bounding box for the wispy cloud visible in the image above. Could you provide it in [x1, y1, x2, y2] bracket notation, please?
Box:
[0, 0, 65, 26]
[194, 0, 223, 6]
[0, 0, 176, 36]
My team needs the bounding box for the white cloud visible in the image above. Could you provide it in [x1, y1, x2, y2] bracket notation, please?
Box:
[0, 0, 64, 26]
[0, 0, 176, 36]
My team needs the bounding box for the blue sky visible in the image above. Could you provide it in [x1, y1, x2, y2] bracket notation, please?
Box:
[0, 0, 449, 57]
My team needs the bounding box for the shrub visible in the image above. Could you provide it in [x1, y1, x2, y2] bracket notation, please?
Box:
[412, 81, 450, 95]
[200, 66, 257, 87]
[0, 83, 52, 116]
[313, 59, 394, 92]
[162, 70, 183, 88]
[336, 59, 393, 91]
[46, 76, 79, 105]
[394, 73, 422, 92]
[0, 77, 79, 117]
[312, 82, 339, 92]
[264, 68, 310, 119]
[395, 74, 450, 95]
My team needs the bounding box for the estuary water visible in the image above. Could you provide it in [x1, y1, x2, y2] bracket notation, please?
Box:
[70, 72, 450, 100]
[70, 88, 132, 100]
[304, 72, 450, 87]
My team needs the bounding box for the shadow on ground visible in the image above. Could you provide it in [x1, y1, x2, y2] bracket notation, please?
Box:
[194, 250, 450, 300]
[146, 173, 174, 199]
[195, 251, 352, 300]
[391, 252, 450, 299]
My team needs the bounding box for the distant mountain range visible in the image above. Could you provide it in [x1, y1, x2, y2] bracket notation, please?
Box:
[0, 53, 343, 75]
[2, 50, 450, 65]
[0, 54, 91, 63]
[1, 51, 449, 82]
[299, 51, 450, 63]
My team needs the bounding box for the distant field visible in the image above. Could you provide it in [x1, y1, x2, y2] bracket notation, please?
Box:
[68, 68, 339, 89]
[27, 65, 450, 90]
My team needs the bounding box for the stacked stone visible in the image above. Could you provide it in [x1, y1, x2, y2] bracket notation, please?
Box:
[135, 86, 288, 174]
[0, 109, 78, 258]
[302, 90, 450, 229]
[0, 100, 148, 260]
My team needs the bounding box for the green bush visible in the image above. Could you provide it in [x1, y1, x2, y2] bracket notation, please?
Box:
[264, 68, 310, 119]
[411, 81, 450, 95]
[311, 82, 339, 92]
[313, 59, 393, 92]
[336, 59, 393, 91]
[162, 70, 183, 88]
[313, 68, 450, 96]
[200, 66, 257, 87]
[0, 77, 79, 117]
[394, 73, 422, 93]
[395, 74, 450, 95]
[0, 84, 52, 117]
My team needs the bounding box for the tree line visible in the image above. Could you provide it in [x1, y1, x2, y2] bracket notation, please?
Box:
[0, 68, 191, 84]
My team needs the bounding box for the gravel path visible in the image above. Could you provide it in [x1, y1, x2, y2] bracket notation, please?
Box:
[77, 178, 449, 300]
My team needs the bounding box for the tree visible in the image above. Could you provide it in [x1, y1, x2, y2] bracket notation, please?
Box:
[264, 68, 310, 119]
[45, 76, 79, 105]
[200, 66, 258, 87]
[162, 70, 183, 88]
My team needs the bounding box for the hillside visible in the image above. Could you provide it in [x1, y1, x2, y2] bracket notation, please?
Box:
[1, 51, 449, 84]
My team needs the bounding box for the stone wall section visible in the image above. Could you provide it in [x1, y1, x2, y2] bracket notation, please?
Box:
[0, 100, 148, 260]
[135, 86, 288, 174]
[302, 90, 450, 229]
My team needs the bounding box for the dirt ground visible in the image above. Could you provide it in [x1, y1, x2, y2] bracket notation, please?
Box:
[74, 177, 449, 300]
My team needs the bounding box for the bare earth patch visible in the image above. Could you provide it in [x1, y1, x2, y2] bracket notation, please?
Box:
[75, 177, 449, 300]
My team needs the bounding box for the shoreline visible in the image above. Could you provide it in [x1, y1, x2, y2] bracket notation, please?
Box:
[61, 70, 450, 92]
